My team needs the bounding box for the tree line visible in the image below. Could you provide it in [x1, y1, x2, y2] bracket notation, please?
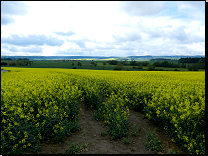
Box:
[107, 60, 149, 66]
[178, 57, 205, 63]
[1, 58, 33, 66]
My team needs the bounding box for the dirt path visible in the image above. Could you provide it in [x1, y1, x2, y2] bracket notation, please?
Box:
[26, 103, 186, 154]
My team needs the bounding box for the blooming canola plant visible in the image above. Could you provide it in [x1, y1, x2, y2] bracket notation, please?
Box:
[1, 67, 205, 154]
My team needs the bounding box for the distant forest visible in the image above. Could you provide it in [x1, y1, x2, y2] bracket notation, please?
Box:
[178, 57, 205, 63]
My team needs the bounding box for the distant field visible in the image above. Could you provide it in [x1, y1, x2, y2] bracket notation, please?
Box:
[2, 60, 203, 71]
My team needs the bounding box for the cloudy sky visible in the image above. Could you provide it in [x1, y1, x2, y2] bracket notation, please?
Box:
[1, 1, 205, 57]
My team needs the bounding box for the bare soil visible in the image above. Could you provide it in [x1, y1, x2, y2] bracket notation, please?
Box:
[26, 103, 186, 154]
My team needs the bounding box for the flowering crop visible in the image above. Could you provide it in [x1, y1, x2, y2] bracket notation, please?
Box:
[1, 68, 81, 154]
[1, 67, 205, 154]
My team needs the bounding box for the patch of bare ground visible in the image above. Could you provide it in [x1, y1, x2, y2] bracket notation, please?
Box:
[26, 103, 186, 154]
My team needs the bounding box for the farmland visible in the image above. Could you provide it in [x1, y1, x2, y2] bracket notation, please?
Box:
[1, 67, 205, 154]
[1, 57, 205, 71]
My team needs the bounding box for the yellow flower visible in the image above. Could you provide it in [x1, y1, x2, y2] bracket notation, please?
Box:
[23, 145, 27, 148]
[2, 119, 6, 123]
[22, 139, 26, 143]
[35, 123, 39, 127]
[38, 135, 42, 139]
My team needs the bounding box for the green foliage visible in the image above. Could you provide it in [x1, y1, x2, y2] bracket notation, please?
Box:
[137, 64, 143, 69]
[114, 62, 123, 70]
[130, 124, 141, 137]
[101, 66, 105, 70]
[66, 142, 87, 154]
[93, 111, 104, 120]
[168, 149, 179, 154]
[178, 57, 205, 63]
[101, 132, 107, 136]
[188, 64, 199, 71]
[123, 137, 130, 144]
[66, 142, 81, 154]
[77, 62, 82, 66]
[125, 67, 130, 71]
[1, 70, 82, 154]
[100, 95, 130, 140]
[1, 67, 205, 154]
[147, 64, 155, 71]
[145, 130, 164, 152]
[107, 60, 118, 65]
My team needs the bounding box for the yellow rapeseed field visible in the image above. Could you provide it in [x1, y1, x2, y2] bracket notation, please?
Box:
[1, 67, 205, 154]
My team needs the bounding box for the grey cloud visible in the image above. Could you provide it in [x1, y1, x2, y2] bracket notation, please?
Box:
[73, 40, 86, 48]
[189, 34, 204, 43]
[1, 1, 28, 15]
[146, 29, 163, 39]
[126, 33, 142, 41]
[113, 32, 142, 43]
[20, 46, 43, 53]
[142, 26, 189, 42]
[1, 1, 28, 25]
[54, 31, 76, 36]
[1, 43, 10, 49]
[8, 45, 18, 52]
[1, 14, 15, 25]
[119, 1, 166, 16]
[169, 26, 189, 42]
[67, 38, 91, 48]
[1, 34, 64, 46]
[2, 44, 43, 53]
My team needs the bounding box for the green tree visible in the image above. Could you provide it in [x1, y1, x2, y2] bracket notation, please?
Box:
[114, 62, 123, 70]
[72, 63, 74, 66]
[192, 64, 198, 71]
[147, 64, 155, 71]
[137, 64, 143, 69]
[77, 62, 82, 66]
[188, 65, 193, 71]
[101, 66, 105, 70]
[125, 67, 130, 71]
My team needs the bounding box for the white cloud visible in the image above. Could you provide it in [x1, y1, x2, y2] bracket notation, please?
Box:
[119, 1, 166, 16]
[1, 1, 205, 56]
